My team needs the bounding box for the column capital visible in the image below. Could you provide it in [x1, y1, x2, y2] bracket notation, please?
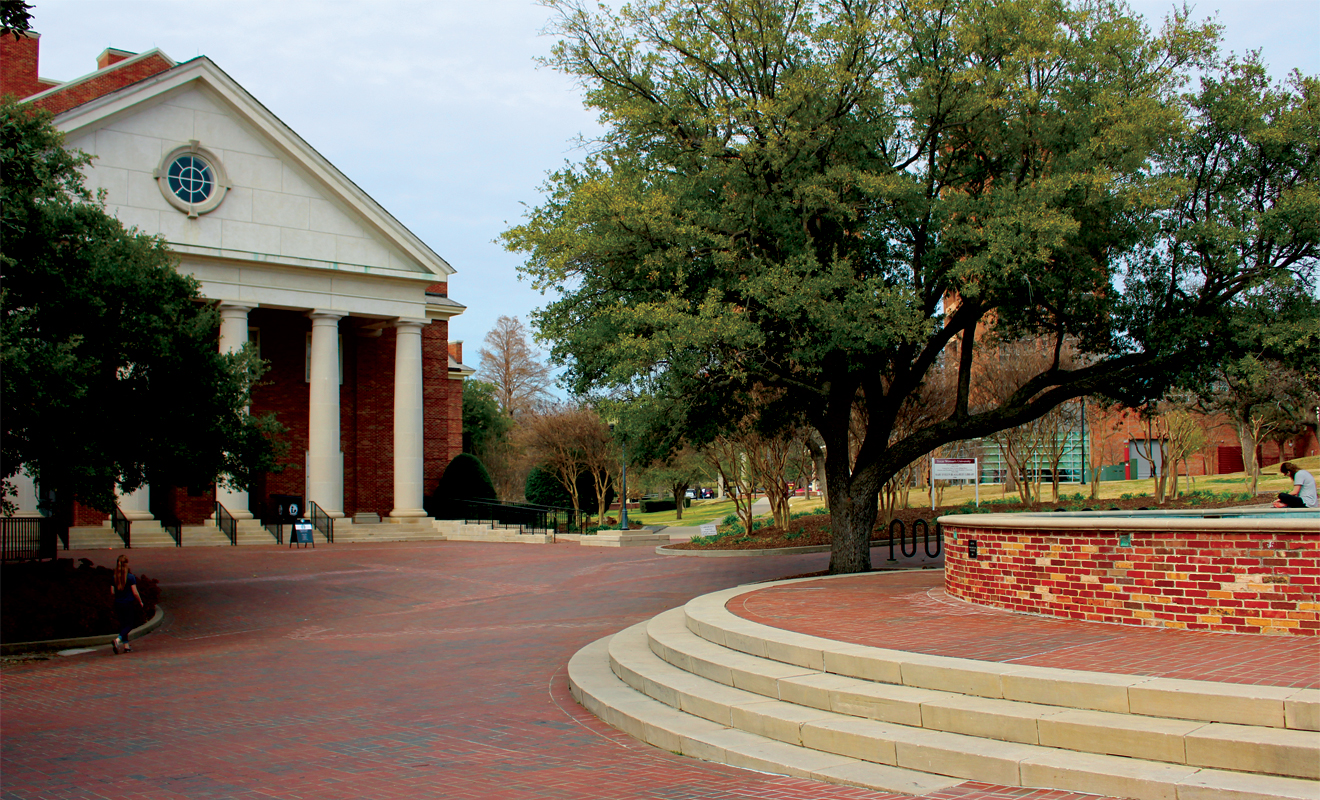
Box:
[216, 301, 258, 312]
[307, 309, 346, 322]
[392, 317, 428, 331]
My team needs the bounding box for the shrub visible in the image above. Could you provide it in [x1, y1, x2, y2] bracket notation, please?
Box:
[524, 466, 615, 513]
[426, 453, 497, 518]
[639, 497, 691, 513]
[1, 558, 160, 642]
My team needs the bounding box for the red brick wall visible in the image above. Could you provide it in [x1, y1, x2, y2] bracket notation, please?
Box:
[350, 326, 393, 517]
[28, 54, 175, 115]
[424, 320, 459, 495]
[944, 522, 1319, 636]
[1, 34, 45, 99]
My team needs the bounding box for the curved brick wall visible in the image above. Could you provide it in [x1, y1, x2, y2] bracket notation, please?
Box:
[940, 512, 1319, 636]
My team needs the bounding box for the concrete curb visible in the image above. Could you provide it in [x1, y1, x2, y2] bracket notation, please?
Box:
[655, 542, 897, 558]
[1, 605, 165, 655]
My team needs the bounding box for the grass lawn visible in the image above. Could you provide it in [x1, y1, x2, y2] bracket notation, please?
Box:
[629, 455, 1316, 528]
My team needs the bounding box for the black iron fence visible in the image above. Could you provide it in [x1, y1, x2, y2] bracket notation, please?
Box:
[215, 502, 237, 545]
[884, 518, 943, 562]
[162, 517, 182, 547]
[445, 499, 578, 539]
[110, 505, 131, 549]
[1, 517, 64, 561]
[309, 501, 334, 543]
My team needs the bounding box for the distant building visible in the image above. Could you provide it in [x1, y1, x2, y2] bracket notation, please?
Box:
[3, 33, 474, 528]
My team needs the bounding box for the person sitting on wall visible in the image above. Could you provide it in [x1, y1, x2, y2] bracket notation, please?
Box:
[1273, 462, 1318, 508]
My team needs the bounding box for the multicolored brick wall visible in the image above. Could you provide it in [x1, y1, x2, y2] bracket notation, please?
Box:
[943, 523, 1319, 636]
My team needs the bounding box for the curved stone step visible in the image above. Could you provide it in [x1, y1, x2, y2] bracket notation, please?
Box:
[568, 633, 965, 796]
[647, 608, 1319, 780]
[682, 581, 1320, 732]
[603, 618, 1319, 800]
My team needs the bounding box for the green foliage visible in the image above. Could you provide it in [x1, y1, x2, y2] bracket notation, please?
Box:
[461, 379, 512, 463]
[427, 453, 498, 517]
[506, 0, 1315, 574]
[1, 99, 285, 512]
[523, 464, 615, 511]
[639, 496, 690, 513]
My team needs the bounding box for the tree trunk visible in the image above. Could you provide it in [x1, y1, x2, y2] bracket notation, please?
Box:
[672, 484, 686, 520]
[825, 444, 879, 574]
[806, 435, 827, 511]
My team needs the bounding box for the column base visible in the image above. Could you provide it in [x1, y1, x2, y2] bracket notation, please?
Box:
[388, 509, 429, 520]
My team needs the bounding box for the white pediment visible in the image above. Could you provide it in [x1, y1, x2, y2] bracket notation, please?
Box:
[54, 58, 452, 281]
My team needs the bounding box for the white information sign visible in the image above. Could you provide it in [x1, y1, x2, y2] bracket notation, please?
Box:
[700, 523, 718, 538]
[932, 458, 978, 481]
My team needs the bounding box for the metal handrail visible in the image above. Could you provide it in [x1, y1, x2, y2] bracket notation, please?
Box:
[215, 502, 237, 545]
[309, 501, 333, 543]
[161, 517, 182, 547]
[110, 505, 131, 549]
[449, 498, 576, 540]
[1, 517, 57, 561]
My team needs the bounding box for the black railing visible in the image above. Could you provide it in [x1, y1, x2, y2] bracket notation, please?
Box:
[446, 499, 577, 540]
[884, 518, 942, 563]
[1, 517, 59, 561]
[110, 505, 131, 549]
[161, 517, 182, 547]
[309, 501, 334, 543]
[265, 521, 283, 545]
[215, 502, 237, 545]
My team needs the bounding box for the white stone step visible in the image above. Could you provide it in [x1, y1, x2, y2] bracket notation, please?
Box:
[681, 581, 1320, 731]
[433, 519, 553, 544]
[646, 608, 1319, 780]
[600, 619, 1319, 800]
[568, 635, 965, 797]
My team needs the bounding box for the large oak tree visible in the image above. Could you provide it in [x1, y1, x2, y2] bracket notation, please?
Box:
[504, 0, 1318, 573]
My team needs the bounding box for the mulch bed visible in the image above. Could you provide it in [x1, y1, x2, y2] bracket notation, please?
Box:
[668, 493, 1272, 552]
[1, 558, 160, 643]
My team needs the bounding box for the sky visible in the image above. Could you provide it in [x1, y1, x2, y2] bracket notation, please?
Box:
[28, 0, 1320, 367]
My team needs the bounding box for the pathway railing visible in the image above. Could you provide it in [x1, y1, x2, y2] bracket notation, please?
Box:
[447, 499, 577, 541]
[884, 518, 942, 563]
[110, 505, 131, 549]
[215, 502, 237, 545]
[0, 517, 59, 561]
[161, 517, 182, 547]
[309, 501, 334, 543]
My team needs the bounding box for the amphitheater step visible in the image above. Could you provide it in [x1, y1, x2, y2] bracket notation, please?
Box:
[568, 576, 1320, 800]
[568, 635, 964, 797]
[432, 520, 553, 544]
[645, 608, 1319, 781]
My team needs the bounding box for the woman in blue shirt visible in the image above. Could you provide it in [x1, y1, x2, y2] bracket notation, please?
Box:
[110, 555, 143, 654]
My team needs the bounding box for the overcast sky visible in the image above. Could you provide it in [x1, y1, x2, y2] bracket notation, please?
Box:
[30, 0, 1320, 369]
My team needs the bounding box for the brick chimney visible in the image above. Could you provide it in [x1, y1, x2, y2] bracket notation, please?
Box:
[96, 48, 136, 70]
[448, 341, 463, 363]
[1, 32, 45, 100]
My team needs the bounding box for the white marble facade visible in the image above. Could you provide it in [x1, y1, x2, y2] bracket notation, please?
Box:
[23, 55, 464, 523]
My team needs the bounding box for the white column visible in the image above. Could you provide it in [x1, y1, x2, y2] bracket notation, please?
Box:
[118, 484, 153, 521]
[390, 319, 428, 519]
[6, 469, 43, 517]
[307, 310, 345, 518]
[215, 302, 256, 519]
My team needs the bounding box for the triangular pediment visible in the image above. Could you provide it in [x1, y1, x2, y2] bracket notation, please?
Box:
[54, 57, 452, 279]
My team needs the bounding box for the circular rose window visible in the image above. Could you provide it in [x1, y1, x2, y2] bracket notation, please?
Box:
[156, 143, 229, 217]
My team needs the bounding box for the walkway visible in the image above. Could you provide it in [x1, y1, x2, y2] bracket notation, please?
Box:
[0, 539, 1281, 800]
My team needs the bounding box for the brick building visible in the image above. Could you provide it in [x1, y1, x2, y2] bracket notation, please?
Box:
[3, 34, 471, 529]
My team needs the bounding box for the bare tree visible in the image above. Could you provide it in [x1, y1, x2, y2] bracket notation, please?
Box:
[704, 434, 757, 534]
[476, 316, 553, 418]
[1163, 407, 1208, 498]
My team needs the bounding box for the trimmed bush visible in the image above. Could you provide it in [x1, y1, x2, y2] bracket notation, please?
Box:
[426, 453, 497, 518]
[524, 466, 614, 512]
[639, 497, 691, 513]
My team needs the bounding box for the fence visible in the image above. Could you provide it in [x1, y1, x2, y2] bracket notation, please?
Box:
[110, 505, 131, 549]
[215, 502, 237, 545]
[0, 517, 66, 561]
[309, 501, 334, 543]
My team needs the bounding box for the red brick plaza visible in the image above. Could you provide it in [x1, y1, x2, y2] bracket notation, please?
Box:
[7, 541, 1303, 800]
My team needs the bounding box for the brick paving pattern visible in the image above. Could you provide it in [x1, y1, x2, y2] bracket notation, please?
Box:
[731, 571, 1320, 688]
[3, 545, 1124, 799]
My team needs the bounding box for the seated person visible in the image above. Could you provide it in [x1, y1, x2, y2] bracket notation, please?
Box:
[1273, 462, 1318, 508]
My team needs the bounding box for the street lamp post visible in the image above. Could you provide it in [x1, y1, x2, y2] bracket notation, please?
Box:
[619, 439, 629, 531]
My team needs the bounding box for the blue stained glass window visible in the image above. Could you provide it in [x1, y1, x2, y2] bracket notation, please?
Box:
[166, 154, 214, 204]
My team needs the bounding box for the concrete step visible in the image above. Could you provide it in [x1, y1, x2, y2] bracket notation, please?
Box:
[681, 581, 1320, 732]
[433, 520, 553, 544]
[647, 608, 1319, 780]
[597, 619, 1318, 800]
[333, 520, 447, 544]
[579, 531, 671, 547]
[568, 635, 965, 797]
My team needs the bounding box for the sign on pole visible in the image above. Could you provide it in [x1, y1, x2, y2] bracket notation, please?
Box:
[932, 458, 980, 507]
